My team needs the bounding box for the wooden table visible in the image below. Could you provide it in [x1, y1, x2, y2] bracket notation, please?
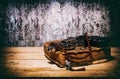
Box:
[0, 47, 120, 77]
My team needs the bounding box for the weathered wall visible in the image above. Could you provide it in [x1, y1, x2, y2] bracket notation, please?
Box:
[4, 1, 110, 46]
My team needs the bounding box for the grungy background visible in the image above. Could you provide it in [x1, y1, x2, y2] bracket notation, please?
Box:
[0, 0, 119, 47]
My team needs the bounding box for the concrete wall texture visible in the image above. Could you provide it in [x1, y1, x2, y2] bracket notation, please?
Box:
[4, 1, 110, 46]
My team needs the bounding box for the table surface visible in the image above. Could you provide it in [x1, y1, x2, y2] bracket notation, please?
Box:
[0, 47, 120, 77]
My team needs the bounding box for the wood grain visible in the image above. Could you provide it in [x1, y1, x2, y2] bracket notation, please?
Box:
[0, 47, 120, 77]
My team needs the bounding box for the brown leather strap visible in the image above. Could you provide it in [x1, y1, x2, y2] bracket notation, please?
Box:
[85, 33, 94, 62]
[64, 33, 94, 71]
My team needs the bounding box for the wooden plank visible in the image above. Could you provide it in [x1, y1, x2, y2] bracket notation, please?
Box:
[0, 47, 44, 53]
[0, 47, 119, 60]
[0, 47, 119, 77]
[0, 52, 46, 60]
[0, 52, 118, 60]
[0, 47, 46, 60]
[0, 49, 118, 71]
[0, 60, 58, 68]
[0, 68, 108, 77]
[0, 58, 118, 71]
[0, 47, 118, 53]
[86, 61, 118, 71]
[0, 66, 119, 77]
[15, 71, 108, 77]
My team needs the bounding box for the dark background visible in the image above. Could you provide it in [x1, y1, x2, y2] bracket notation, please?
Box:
[0, 0, 120, 47]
